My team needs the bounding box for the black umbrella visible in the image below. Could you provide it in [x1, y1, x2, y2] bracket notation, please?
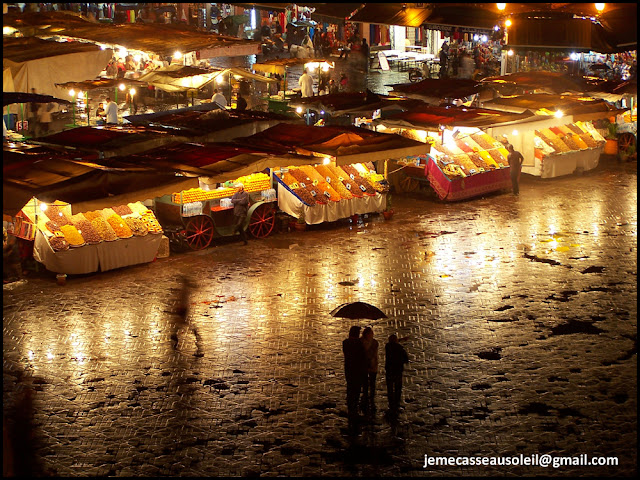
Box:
[330, 302, 387, 320]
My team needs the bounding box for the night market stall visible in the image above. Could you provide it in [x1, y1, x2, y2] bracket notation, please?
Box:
[373, 105, 535, 200]
[3, 142, 196, 275]
[232, 124, 426, 224]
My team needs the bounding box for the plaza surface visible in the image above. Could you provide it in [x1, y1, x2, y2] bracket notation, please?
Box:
[3, 160, 637, 477]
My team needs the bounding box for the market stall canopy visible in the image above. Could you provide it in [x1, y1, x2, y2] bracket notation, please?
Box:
[481, 94, 622, 117]
[3, 36, 113, 103]
[137, 65, 276, 93]
[113, 141, 315, 187]
[124, 107, 298, 140]
[3, 10, 261, 58]
[3, 92, 72, 106]
[349, 3, 432, 28]
[480, 72, 587, 95]
[31, 125, 185, 158]
[288, 90, 425, 117]
[580, 77, 636, 102]
[3, 141, 199, 215]
[233, 123, 428, 166]
[55, 77, 147, 92]
[373, 105, 535, 131]
[252, 58, 331, 75]
[390, 78, 482, 102]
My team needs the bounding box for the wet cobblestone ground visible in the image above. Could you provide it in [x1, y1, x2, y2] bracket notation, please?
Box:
[3, 159, 637, 477]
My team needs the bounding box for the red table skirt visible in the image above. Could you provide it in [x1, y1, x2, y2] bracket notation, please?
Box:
[424, 157, 512, 201]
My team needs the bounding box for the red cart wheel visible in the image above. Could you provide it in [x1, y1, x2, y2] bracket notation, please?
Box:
[618, 132, 636, 151]
[184, 215, 215, 250]
[248, 203, 276, 238]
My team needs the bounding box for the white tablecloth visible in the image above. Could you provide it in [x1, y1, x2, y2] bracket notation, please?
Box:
[277, 183, 386, 225]
[33, 229, 162, 274]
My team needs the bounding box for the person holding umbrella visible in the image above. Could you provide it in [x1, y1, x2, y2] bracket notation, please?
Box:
[342, 325, 367, 429]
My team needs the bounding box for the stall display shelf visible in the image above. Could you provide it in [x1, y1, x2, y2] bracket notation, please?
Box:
[274, 162, 387, 224]
[527, 121, 605, 178]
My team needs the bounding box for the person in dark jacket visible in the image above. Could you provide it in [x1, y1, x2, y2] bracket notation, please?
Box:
[343, 326, 367, 423]
[507, 144, 524, 195]
[385, 334, 409, 411]
[235, 93, 248, 111]
[231, 183, 250, 244]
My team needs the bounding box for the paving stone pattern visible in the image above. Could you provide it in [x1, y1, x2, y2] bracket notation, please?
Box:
[3, 161, 637, 477]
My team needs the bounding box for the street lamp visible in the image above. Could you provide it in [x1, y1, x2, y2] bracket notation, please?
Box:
[497, 3, 506, 11]
[595, 3, 605, 13]
[69, 89, 76, 126]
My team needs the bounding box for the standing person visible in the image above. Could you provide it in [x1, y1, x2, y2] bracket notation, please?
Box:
[339, 72, 348, 92]
[169, 275, 203, 356]
[298, 68, 314, 98]
[385, 334, 409, 412]
[231, 183, 249, 245]
[439, 42, 449, 78]
[507, 144, 524, 195]
[104, 97, 118, 124]
[36, 102, 53, 137]
[211, 88, 227, 107]
[105, 59, 117, 78]
[28, 88, 39, 136]
[361, 38, 370, 72]
[235, 93, 248, 111]
[360, 326, 379, 414]
[343, 326, 367, 426]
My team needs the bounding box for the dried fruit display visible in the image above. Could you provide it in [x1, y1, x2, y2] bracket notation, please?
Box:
[477, 150, 498, 168]
[453, 154, 476, 174]
[487, 148, 507, 164]
[289, 168, 327, 204]
[112, 204, 133, 216]
[571, 134, 589, 149]
[454, 138, 474, 153]
[340, 165, 376, 195]
[327, 165, 363, 197]
[106, 214, 133, 238]
[470, 133, 494, 150]
[298, 165, 341, 201]
[580, 133, 598, 147]
[467, 152, 488, 170]
[49, 236, 69, 252]
[45, 221, 62, 234]
[124, 217, 149, 236]
[535, 130, 562, 153]
[292, 187, 316, 205]
[140, 211, 163, 233]
[567, 124, 585, 135]
[70, 213, 101, 244]
[60, 224, 85, 247]
[541, 128, 571, 152]
[561, 134, 581, 151]
[315, 164, 353, 199]
[83, 210, 103, 221]
[127, 202, 149, 215]
[91, 216, 118, 241]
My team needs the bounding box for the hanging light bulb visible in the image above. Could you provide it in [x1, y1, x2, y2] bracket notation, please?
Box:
[505, 19, 512, 27]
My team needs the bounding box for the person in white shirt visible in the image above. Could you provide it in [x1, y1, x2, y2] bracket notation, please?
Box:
[104, 97, 118, 124]
[298, 69, 314, 98]
[211, 88, 228, 107]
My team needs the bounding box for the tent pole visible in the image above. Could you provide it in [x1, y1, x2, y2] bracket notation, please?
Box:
[86, 91, 90, 126]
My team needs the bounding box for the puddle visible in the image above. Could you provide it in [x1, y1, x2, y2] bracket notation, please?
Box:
[549, 319, 605, 336]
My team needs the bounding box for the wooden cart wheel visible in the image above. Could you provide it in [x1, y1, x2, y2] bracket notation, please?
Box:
[618, 132, 636, 151]
[399, 175, 420, 193]
[248, 203, 276, 238]
[184, 215, 215, 250]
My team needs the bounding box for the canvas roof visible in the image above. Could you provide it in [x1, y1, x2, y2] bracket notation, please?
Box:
[233, 123, 428, 166]
[373, 105, 535, 131]
[3, 11, 260, 58]
[481, 93, 622, 116]
[390, 78, 483, 101]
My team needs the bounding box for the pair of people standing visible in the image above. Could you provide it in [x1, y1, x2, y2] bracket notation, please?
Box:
[342, 326, 409, 422]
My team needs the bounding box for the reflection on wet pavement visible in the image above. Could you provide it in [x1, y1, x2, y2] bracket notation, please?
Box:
[3, 149, 637, 475]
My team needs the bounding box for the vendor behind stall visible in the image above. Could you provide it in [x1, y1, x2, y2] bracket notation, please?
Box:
[3, 229, 23, 283]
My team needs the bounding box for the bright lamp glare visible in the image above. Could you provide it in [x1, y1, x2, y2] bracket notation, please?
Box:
[554, 110, 563, 118]
[512, 129, 518, 136]
[129, 88, 136, 96]
[173, 51, 182, 59]
[296, 107, 303, 114]
[69, 89, 75, 97]
[119, 83, 126, 91]
[507, 49, 514, 56]
[497, 3, 506, 11]
[595, 3, 605, 12]
[505, 19, 512, 27]
[40, 202, 48, 212]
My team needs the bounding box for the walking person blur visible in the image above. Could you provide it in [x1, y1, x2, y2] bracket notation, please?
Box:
[360, 326, 379, 414]
[507, 144, 524, 195]
[169, 275, 203, 356]
[439, 42, 449, 78]
[360, 38, 370, 72]
[343, 326, 367, 429]
[385, 334, 409, 412]
[231, 183, 249, 245]
[235, 92, 248, 111]
[35, 102, 53, 137]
